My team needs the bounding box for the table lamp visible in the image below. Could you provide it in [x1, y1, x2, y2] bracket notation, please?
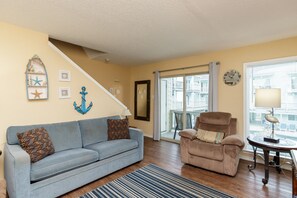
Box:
[121, 108, 132, 119]
[255, 88, 281, 143]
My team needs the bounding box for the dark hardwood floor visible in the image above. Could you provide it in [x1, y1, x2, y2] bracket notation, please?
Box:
[61, 137, 292, 198]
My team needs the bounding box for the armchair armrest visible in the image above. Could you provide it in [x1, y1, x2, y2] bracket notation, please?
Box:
[129, 128, 144, 160]
[221, 134, 245, 148]
[179, 129, 197, 140]
[4, 144, 31, 198]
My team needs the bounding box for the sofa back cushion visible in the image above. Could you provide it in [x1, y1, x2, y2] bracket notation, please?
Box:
[7, 121, 82, 152]
[79, 116, 120, 147]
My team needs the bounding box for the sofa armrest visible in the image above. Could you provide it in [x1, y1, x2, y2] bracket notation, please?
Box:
[4, 144, 31, 198]
[129, 128, 144, 160]
[221, 134, 245, 148]
[179, 129, 197, 140]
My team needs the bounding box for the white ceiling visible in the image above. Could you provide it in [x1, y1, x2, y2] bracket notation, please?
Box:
[1, 0, 297, 66]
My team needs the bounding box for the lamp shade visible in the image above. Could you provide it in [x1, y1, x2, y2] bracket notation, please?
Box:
[255, 88, 281, 108]
[122, 109, 132, 116]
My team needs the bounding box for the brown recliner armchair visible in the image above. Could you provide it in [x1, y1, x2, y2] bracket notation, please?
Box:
[179, 112, 245, 176]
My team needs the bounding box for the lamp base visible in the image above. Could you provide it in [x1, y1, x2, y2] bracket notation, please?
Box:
[263, 136, 279, 143]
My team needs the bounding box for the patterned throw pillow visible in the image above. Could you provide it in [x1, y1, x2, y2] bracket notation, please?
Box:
[17, 127, 55, 163]
[107, 119, 130, 140]
[196, 128, 225, 144]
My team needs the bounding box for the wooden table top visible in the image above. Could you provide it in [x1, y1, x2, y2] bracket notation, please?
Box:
[247, 134, 297, 151]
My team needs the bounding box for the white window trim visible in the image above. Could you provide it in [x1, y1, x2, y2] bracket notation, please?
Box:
[243, 55, 297, 150]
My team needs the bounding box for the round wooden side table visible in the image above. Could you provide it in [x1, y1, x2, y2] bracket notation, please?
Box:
[247, 134, 297, 185]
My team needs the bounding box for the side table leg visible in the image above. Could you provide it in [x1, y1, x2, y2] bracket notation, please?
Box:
[274, 152, 281, 173]
[262, 149, 270, 185]
[248, 146, 257, 170]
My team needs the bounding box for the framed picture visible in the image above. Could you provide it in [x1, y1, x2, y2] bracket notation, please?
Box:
[59, 70, 71, 81]
[59, 87, 71, 99]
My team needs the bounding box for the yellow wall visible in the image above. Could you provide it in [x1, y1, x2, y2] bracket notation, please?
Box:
[129, 36, 297, 138]
[49, 39, 131, 107]
[0, 22, 127, 177]
[2, 20, 297, 179]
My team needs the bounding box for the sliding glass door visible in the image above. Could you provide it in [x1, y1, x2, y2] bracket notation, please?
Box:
[160, 76, 183, 140]
[160, 74, 209, 141]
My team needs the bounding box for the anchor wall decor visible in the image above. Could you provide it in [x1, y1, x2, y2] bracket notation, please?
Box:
[73, 86, 93, 115]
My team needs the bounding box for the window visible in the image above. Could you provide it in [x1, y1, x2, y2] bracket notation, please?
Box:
[244, 57, 297, 147]
[291, 76, 297, 90]
[289, 115, 297, 121]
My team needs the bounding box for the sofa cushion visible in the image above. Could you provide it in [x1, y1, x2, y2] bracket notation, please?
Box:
[85, 139, 138, 160]
[17, 127, 55, 163]
[188, 139, 224, 161]
[79, 116, 119, 147]
[107, 119, 130, 140]
[7, 121, 82, 152]
[31, 148, 98, 182]
[196, 128, 224, 144]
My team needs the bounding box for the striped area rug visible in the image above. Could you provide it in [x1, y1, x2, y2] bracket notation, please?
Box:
[80, 164, 235, 198]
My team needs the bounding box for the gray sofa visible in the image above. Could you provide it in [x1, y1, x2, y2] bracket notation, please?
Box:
[4, 116, 144, 198]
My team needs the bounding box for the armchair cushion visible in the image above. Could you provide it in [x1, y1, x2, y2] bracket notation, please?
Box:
[221, 134, 245, 148]
[195, 112, 235, 136]
[196, 128, 224, 144]
[199, 112, 231, 125]
[189, 139, 224, 161]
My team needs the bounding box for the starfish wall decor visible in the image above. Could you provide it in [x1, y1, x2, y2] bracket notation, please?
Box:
[32, 76, 42, 86]
[31, 90, 43, 99]
[26, 55, 48, 100]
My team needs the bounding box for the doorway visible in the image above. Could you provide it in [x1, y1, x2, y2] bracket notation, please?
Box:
[160, 74, 209, 141]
